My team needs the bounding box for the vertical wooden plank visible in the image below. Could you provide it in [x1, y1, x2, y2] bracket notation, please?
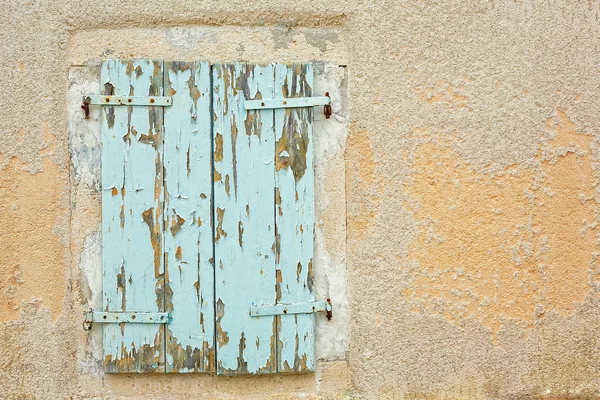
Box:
[163, 61, 215, 372]
[274, 63, 316, 372]
[213, 63, 277, 375]
[101, 59, 165, 373]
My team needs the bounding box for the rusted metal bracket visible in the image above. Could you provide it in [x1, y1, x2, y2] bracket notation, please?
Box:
[86, 95, 172, 106]
[83, 311, 171, 331]
[250, 299, 332, 320]
[81, 95, 173, 119]
[244, 96, 331, 111]
[323, 92, 332, 119]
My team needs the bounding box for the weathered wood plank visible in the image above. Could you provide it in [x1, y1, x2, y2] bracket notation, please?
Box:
[163, 61, 215, 372]
[213, 63, 278, 375]
[274, 63, 316, 373]
[101, 59, 165, 373]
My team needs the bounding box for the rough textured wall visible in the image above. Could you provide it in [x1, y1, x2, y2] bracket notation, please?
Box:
[2, 0, 600, 399]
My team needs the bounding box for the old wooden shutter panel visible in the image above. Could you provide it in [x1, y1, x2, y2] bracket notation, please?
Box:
[101, 59, 166, 373]
[163, 61, 215, 372]
[213, 64, 278, 375]
[212, 63, 316, 375]
[100, 60, 317, 374]
[274, 63, 316, 373]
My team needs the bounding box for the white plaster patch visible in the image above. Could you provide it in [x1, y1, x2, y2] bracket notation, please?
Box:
[313, 64, 349, 165]
[80, 231, 103, 310]
[77, 231, 104, 374]
[314, 225, 351, 360]
[68, 66, 105, 374]
[165, 27, 218, 49]
[313, 64, 350, 360]
[67, 66, 102, 191]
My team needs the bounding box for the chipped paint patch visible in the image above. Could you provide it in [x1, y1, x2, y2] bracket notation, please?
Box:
[0, 157, 66, 322]
[346, 127, 381, 240]
[405, 109, 597, 334]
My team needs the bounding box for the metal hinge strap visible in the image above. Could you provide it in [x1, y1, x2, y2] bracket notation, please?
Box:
[250, 299, 332, 320]
[82, 95, 173, 119]
[244, 96, 331, 110]
[83, 311, 171, 330]
[84, 95, 172, 106]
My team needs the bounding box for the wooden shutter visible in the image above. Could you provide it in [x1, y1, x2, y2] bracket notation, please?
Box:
[274, 63, 316, 373]
[100, 60, 316, 374]
[163, 61, 215, 372]
[212, 63, 316, 375]
[101, 60, 166, 373]
[101, 60, 214, 373]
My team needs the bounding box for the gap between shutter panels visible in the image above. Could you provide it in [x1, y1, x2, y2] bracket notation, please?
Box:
[100, 60, 316, 374]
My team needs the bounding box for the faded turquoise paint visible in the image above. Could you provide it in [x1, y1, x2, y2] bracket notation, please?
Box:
[245, 95, 330, 110]
[101, 59, 166, 373]
[250, 301, 329, 317]
[274, 64, 316, 373]
[88, 95, 172, 106]
[100, 60, 316, 375]
[213, 63, 278, 375]
[163, 61, 215, 373]
[212, 63, 316, 375]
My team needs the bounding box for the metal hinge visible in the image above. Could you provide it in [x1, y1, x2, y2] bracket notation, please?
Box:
[244, 93, 333, 119]
[83, 311, 171, 331]
[250, 299, 332, 320]
[81, 95, 173, 119]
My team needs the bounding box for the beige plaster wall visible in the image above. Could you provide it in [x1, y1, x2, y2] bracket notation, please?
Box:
[3, 1, 600, 399]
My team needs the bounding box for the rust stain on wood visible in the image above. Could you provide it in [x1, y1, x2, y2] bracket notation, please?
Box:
[275, 67, 312, 182]
[296, 261, 302, 283]
[225, 174, 230, 197]
[214, 133, 224, 162]
[216, 298, 229, 348]
[117, 264, 126, 312]
[169, 212, 186, 236]
[215, 207, 227, 242]
[119, 204, 125, 229]
[103, 82, 115, 128]
[276, 269, 282, 302]
[238, 221, 244, 248]
[230, 115, 238, 198]
[307, 258, 314, 292]
[104, 329, 164, 373]
[166, 328, 205, 373]
[236, 332, 248, 374]
[142, 207, 163, 278]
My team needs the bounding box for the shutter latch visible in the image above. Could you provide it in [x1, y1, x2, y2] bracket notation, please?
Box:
[83, 310, 171, 331]
[81, 95, 173, 119]
[250, 299, 332, 320]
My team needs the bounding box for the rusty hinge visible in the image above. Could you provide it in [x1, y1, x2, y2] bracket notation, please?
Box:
[323, 92, 332, 119]
[250, 299, 332, 320]
[83, 310, 171, 331]
[81, 95, 173, 119]
[244, 94, 332, 119]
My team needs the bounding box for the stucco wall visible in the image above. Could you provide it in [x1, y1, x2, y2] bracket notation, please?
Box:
[3, 1, 600, 399]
